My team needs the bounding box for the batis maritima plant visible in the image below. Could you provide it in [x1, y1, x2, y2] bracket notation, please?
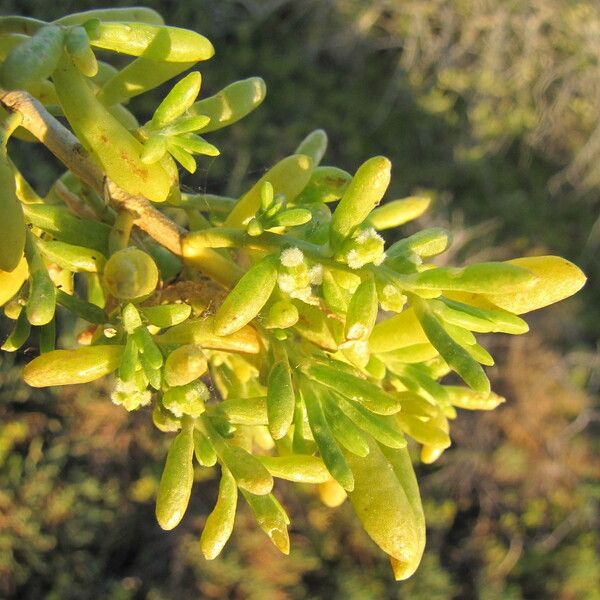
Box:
[0, 7, 587, 580]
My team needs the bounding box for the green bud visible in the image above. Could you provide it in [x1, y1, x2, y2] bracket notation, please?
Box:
[133, 326, 163, 369]
[103, 248, 159, 301]
[139, 352, 162, 390]
[321, 269, 350, 314]
[164, 344, 207, 387]
[264, 300, 299, 329]
[376, 280, 407, 313]
[259, 181, 274, 211]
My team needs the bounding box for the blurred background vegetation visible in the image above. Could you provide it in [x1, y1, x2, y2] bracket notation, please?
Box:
[0, 0, 599, 598]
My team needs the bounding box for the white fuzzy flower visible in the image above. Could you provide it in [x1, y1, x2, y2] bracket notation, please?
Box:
[280, 247, 304, 268]
[308, 264, 324, 285]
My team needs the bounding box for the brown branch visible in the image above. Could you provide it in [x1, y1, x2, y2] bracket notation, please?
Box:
[0, 88, 184, 256]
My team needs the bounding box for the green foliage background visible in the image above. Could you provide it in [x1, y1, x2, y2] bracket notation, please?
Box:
[0, 1, 599, 598]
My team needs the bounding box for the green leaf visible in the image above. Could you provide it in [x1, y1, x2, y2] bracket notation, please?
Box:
[303, 383, 354, 491]
[367, 196, 431, 230]
[151, 71, 201, 128]
[213, 255, 278, 336]
[155, 425, 194, 530]
[189, 77, 266, 133]
[267, 360, 295, 439]
[295, 129, 328, 166]
[305, 363, 401, 415]
[200, 466, 238, 559]
[330, 156, 391, 250]
[414, 302, 490, 394]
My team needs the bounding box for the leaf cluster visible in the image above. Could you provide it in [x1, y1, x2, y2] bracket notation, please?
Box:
[0, 7, 587, 580]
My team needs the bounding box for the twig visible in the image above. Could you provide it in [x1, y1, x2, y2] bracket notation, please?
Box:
[0, 88, 185, 256]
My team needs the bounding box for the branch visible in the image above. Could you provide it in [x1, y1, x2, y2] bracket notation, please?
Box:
[0, 88, 185, 256]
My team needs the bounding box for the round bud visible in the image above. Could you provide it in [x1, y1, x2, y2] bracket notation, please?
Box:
[103, 247, 159, 300]
[164, 344, 208, 387]
[264, 300, 299, 329]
